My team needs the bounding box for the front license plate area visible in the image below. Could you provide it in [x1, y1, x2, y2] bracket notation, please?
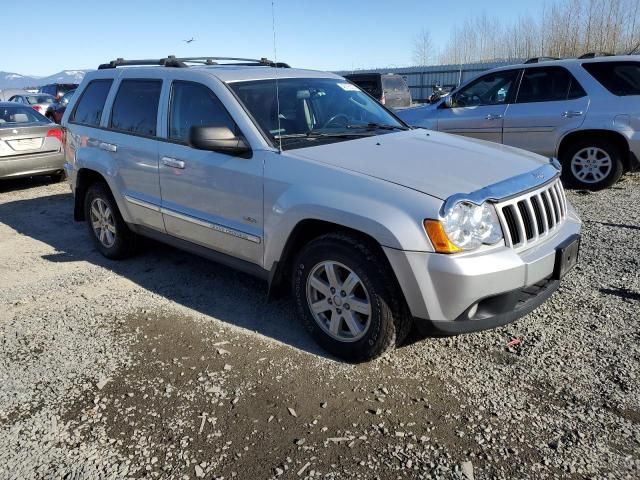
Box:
[553, 235, 580, 280]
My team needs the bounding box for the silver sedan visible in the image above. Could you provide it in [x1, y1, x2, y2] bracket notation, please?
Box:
[0, 103, 65, 180]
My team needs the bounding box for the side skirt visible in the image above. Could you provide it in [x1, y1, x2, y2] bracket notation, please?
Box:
[129, 224, 270, 282]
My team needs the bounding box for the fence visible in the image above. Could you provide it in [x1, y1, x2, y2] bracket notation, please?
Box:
[336, 60, 523, 103]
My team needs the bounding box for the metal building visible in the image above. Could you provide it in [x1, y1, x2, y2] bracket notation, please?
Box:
[336, 60, 523, 103]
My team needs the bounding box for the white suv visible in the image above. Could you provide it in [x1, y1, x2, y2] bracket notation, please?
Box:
[398, 55, 640, 190]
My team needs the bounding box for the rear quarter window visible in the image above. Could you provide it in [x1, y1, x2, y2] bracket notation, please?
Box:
[71, 79, 113, 126]
[583, 61, 640, 96]
[109, 79, 162, 137]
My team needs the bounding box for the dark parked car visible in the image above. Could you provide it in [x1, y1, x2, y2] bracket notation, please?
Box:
[38, 83, 78, 101]
[49, 89, 76, 124]
[343, 73, 412, 109]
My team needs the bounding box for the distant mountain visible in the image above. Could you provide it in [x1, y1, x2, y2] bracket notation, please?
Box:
[0, 70, 91, 90]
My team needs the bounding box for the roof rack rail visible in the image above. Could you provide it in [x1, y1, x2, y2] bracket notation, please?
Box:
[97, 56, 290, 70]
[578, 52, 615, 59]
[524, 56, 561, 64]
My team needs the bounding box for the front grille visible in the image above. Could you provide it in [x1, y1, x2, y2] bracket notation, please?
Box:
[496, 178, 567, 250]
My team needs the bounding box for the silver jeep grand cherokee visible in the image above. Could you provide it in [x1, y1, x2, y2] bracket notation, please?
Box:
[62, 56, 582, 361]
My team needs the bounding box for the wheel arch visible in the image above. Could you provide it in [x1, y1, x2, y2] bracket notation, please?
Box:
[558, 129, 631, 170]
[267, 218, 405, 303]
[73, 168, 110, 221]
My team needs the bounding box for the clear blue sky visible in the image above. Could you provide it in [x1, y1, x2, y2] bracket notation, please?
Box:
[6, 0, 543, 76]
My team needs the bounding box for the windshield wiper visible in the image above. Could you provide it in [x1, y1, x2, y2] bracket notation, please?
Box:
[274, 131, 375, 140]
[345, 122, 409, 131]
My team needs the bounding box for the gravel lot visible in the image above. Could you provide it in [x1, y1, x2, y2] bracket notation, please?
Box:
[0, 173, 638, 479]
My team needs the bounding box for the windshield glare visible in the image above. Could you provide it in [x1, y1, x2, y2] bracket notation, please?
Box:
[230, 78, 405, 147]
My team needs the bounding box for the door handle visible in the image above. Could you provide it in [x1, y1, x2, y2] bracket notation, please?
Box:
[561, 111, 584, 118]
[98, 142, 117, 152]
[162, 157, 185, 169]
[485, 114, 503, 120]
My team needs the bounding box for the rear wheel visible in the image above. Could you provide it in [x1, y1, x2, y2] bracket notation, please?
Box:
[293, 233, 411, 362]
[84, 182, 136, 259]
[561, 139, 624, 190]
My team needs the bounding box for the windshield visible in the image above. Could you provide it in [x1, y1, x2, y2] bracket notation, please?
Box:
[229, 77, 406, 149]
[0, 106, 48, 126]
[26, 95, 55, 105]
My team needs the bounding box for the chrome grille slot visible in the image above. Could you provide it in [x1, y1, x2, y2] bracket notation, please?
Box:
[496, 178, 568, 251]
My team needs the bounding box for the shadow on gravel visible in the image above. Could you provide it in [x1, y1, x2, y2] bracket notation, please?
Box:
[0, 192, 331, 359]
[0, 176, 63, 193]
[600, 287, 640, 302]
[595, 221, 640, 231]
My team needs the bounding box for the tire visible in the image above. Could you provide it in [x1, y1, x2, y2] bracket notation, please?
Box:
[560, 138, 624, 190]
[84, 182, 137, 259]
[293, 233, 411, 362]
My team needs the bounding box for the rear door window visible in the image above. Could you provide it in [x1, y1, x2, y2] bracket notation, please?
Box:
[71, 79, 113, 126]
[382, 76, 407, 91]
[515, 66, 586, 103]
[169, 81, 236, 143]
[583, 61, 640, 96]
[110, 79, 162, 136]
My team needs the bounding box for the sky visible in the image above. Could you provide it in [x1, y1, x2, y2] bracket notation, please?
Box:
[5, 0, 544, 76]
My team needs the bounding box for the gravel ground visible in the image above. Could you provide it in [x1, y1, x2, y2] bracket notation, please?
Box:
[0, 173, 638, 479]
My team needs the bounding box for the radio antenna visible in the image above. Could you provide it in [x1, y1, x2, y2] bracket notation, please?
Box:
[272, 0, 283, 153]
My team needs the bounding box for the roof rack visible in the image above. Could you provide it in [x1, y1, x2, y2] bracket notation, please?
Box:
[97, 56, 290, 70]
[524, 56, 561, 64]
[578, 52, 615, 59]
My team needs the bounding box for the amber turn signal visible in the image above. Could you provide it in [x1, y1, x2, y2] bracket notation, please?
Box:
[424, 220, 462, 254]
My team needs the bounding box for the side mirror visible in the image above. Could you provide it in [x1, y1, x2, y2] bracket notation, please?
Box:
[443, 95, 454, 108]
[189, 126, 251, 157]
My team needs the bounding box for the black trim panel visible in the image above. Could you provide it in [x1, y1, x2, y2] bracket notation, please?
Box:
[414, 277, 560, 335]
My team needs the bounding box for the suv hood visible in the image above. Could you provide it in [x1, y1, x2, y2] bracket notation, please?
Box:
[288, 129, 551, 200]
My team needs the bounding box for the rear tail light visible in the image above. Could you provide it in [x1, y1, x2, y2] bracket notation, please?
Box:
[47, 128, 63, 142]
[32, 105, 43, 113]
[381, 93, 386, 105]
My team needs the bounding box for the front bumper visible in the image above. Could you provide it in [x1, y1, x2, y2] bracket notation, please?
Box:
[0, 151, 65, 179]
[384, 206, 581, 333]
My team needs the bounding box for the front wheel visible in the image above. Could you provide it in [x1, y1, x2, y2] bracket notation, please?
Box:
[293, 233, 411, 362]
[84, 182, 137, 259]
[561, 139, 624, 190]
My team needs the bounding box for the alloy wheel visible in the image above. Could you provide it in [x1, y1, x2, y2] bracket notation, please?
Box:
[570, 147, 612, 184]
[306, 261, 372, 342]
[89, 198, 117, 248]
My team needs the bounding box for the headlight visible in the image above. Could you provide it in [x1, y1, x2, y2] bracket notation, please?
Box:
[424, 202, 503, 253]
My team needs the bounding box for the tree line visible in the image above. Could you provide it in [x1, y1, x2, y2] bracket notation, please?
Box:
[413, 0, 640, 66]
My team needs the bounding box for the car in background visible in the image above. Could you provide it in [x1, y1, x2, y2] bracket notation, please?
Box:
[397, 55, 640, 190]
[344, 73, 412, 109]
[0, 102, 65, 180]
[49, 89, 76, 124]
[0, 88, 31, 101]
[38, 83, 78, 101]
[8, 93, 58, 120]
